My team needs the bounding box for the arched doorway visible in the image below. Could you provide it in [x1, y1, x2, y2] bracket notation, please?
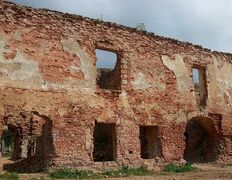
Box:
[184, 116, 219, 163]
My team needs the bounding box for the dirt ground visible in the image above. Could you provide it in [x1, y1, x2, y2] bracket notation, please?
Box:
[108, 164, 232, 180]
[2, 158, 232, 180]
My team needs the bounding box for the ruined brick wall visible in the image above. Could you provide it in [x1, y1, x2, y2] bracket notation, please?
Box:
[0, 1, 231, 171]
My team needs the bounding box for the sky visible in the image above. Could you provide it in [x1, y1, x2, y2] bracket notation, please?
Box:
[8, 0, 232, 68]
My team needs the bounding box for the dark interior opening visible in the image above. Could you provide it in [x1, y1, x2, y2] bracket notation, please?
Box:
[1, 128, 14, 159]
[192, 66, 208, 106]
[1, 126, 22, 161]
[93, 122, 116, 162]
[184, 117, 218, 163]
[96, 49, 121, 90]
[139, 126, 160, 159]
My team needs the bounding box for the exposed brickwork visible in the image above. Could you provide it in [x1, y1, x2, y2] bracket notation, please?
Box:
[0, 1, 231, 172]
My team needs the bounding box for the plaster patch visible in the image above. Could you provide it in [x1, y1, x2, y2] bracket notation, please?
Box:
[8, 51, 41, 80]
[161, 55, 192, 91]
[61, 38, 95, 91]
[0, 49, 43, 88]
[132, 72, 152, 90]
[208, 59, 232, 106]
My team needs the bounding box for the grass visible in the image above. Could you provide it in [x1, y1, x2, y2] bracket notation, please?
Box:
[163, 163, 198, 173]
[49, 166, 154, 179]
[49, 164, 200, 179]
[0, 172, 19, 180]
[0, 164, 199, 179]
[102, 166, 153, 177]
[49, 169, 99, 179]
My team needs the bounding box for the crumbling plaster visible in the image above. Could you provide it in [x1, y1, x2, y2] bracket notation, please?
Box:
[208, 59, 232, 109]
[61, 37, 96, 92]
[161, 55, 192, 92]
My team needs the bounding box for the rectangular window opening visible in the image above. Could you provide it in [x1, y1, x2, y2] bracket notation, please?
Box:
[93, 122, 117, 162]
[96, 49, 121, 90]
[139, 126, 160, 159]
[192, 66, 208, 107]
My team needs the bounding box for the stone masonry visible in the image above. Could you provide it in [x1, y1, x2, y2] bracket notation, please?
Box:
[0, 1, 231, 172]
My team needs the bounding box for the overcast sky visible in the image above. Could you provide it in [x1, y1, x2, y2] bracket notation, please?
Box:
[8, 0, 232, 68]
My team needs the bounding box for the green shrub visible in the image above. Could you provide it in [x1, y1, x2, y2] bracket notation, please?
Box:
[0, 172, 19, 180]
[163, 163, 197, 173]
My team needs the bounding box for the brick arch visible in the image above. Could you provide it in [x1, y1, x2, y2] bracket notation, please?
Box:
[184, 116, 220, 163]
[1, 111, 54, 172]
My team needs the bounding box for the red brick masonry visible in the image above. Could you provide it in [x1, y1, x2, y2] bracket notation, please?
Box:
[0, 1, 231, 172]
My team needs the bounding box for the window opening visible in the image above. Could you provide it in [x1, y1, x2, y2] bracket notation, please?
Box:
[96, 49, 121, 90]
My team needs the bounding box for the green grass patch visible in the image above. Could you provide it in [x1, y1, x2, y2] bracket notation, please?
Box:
[102, 166, 153, 177]
[163, 163, 198, 173]
[49, 166, 154, 179]
[0, 172, 19, 180]
[49, 169, 100, 179]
